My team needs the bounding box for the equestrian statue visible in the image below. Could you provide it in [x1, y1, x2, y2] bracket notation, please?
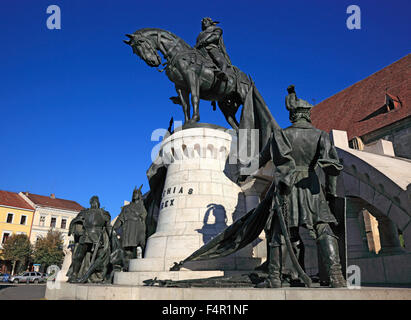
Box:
[124, 17, 278, 142]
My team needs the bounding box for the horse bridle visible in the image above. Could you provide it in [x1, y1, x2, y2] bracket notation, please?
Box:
[156, 32, 184, 67]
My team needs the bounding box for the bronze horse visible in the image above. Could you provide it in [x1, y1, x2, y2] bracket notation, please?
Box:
[124, 28, 253, 130]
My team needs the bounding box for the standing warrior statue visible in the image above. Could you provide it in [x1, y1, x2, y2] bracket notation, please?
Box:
[256, 85, 346, 288]
[67, 196, 111, 283]
[195, 17, 232, 81]
[113, 185, 147, 270]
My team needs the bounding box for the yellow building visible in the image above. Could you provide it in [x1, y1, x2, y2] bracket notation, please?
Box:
[0, 190, 35, 273]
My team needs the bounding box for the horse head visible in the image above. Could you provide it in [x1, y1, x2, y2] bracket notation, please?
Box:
[124, 32, 161, 67]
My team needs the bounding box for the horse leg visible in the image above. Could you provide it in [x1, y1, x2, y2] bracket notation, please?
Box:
[176, 87, 190, 123]
[227, 116, 239, 132]
[218, 101, 239, 131]
[187, 72, 200, 123]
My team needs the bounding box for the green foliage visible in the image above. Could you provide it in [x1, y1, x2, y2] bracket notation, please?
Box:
[33, 229, 64, 269]
[2, 234, 33, 267]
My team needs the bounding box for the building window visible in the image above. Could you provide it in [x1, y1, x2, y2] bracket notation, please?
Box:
[6, 213, 13, 224]
[20, 215, 27, 225]
[61, 219, 67, 229]
[1, 232, 11, 244]
[50, 217, 56, 228]
[39, 216, 46, 227]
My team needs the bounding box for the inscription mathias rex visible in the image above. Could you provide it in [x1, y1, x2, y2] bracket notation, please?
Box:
[160, 185, 194, 209]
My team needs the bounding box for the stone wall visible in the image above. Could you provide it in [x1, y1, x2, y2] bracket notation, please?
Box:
[362, 117, 411, 159]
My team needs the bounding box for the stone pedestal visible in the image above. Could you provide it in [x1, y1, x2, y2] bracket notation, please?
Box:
[114, 126, 261, 285]
[46, 282, 411, 300]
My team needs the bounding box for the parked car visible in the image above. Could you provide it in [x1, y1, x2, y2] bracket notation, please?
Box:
[0, 272, 10, 282]
[9, 272, 46, 284]
[41, 273, 51, 281]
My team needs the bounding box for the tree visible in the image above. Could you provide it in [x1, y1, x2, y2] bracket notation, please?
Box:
[2, 234, 33, 275]
[33, 229, 64, 272]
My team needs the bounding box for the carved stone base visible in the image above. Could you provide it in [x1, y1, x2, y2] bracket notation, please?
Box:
[128, 126, 259, 275]
[45, 282, 411, 300]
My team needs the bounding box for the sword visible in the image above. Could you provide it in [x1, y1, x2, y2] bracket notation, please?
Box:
[273, 193, 312, 288]
[77, 227, 105, 283]
[90, 227, 104, 266]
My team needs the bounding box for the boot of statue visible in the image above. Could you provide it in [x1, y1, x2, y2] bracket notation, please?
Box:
[256, 246, 282, 288]
[317, 234, 346, 288]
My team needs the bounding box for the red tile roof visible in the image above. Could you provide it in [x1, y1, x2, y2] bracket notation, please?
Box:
[0, 190, 34, 211]
[23, 192, 83, 212]
[311, 54, 411, 140]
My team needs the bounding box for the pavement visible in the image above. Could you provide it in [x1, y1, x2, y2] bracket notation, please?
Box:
[0, 283, 46, 300]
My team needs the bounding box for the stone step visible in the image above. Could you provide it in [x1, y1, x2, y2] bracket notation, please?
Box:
[113, 270, 224, 286]
[129, 256, 263, 272]
[46, 282, 411, 300]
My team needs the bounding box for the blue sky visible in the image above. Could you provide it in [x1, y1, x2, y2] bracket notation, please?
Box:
[0, 0, 410, 217]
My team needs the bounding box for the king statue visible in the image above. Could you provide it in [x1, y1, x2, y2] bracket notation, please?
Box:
[195, 17, 232, 80]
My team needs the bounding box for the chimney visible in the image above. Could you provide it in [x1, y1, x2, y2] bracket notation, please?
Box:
[50, 194, 56, 199]
[25, 191, 29, 196]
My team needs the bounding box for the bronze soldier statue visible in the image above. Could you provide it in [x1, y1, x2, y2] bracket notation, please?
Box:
[256, 85, 346, 288]
[67, 196, 111, 283]
[195, 17, 232, 80]
[113, 186, 147, 270]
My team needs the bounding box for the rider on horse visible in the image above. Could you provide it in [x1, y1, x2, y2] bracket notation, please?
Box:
[195, 17, 232, 81]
